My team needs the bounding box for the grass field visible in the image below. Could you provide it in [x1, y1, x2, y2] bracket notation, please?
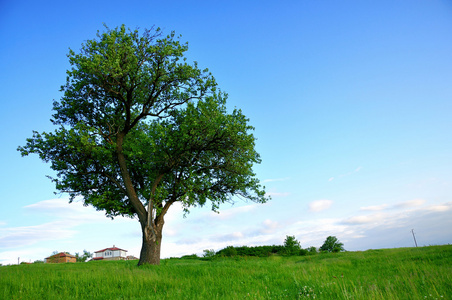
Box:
[1, 245, 451, 299]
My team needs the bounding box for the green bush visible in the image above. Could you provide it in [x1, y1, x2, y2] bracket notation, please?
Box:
[216, 245, 285, 257]
[299, 248, 308, 256]
[320, 236, 345, 253]
[283, 235, 301, 256]
[181, 254, 199, 259]
[33, 260, 45, 264]
[306, 246, 317, 255]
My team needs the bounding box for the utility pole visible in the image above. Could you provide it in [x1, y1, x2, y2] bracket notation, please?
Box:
[411, 229, 418, 247]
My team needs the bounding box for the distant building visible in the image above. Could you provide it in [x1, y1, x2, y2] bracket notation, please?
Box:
[45, 252, 77, 263]
[93, 245, 128, 261]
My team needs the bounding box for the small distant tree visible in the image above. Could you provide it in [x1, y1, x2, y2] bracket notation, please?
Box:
[320, 236, 344, 253]
[220, 246, 238, 257]
[33, 260, 45, 264]
[306, 246, 317, 255]
[202, 249, 216, 258]
[283, 235, 301, 256]
[75, 250, 93, 262]
[181, 254, 199, 259]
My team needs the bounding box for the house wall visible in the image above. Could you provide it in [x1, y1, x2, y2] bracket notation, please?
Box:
[98, 250, 127, 260]
[66, 256, 76, 263]
[112, 250, 127, 258]
[94, 249, 128, 260]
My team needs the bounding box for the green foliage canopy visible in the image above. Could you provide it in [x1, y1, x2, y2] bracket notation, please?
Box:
[320, 236, 345, 253]
[75, 250, 93, 262]
[18, 24, 268, 260]
[283, 235, 302, 256]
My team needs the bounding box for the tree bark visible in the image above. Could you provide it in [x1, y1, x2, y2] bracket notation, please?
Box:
[138, 221, 163, 266]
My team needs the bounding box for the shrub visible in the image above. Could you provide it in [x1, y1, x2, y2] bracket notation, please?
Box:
[216, 245, 285, 257]
[202, 249, 216, 258]
[33, 260, 45, 264]
[181, 254, 199, 259]
[283, 235, 301, 256]
[306, 246, 317, 255]
[299, 248, 308, 256]
[217, 246, 238, 257]
[320, 236, 345, 253]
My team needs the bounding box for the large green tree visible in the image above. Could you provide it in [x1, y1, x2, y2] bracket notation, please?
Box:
[19, 25, 268, 265]
[320, 236, 345, 253]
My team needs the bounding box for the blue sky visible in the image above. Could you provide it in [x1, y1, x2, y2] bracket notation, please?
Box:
[1, 0, 451, 264]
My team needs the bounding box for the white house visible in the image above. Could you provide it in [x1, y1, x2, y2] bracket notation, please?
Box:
[93, 245, 128, 261]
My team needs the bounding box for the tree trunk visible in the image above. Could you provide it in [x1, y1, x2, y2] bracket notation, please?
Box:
[137, 222, 163, 266]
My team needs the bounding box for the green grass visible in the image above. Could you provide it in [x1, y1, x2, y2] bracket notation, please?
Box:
[1, 245, 451, 299]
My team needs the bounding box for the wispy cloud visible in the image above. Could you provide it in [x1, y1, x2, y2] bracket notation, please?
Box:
[24, 198, 108, 222]
[160, 202, 452, 259]
[342, 202, 452, 228]
[260, 219, 280, 234]
[340, 202, 452, 250]
[0, 221, 77, 249]
[309, 200, 333, 212]
[0, 199, 135, 253]
[210, 204, 257, 220]
[426, 204, 451, 212]
[263, 177, 290, 183]
[360, 199, 426, 212]
[360, 204, 388, 211]
[393, 199, 426, 209]
[342, 214, 384, 225]
[329, 166, 362, 182]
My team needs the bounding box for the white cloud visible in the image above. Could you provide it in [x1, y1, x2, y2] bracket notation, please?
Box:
[209, 204, 257, 220]
[342, 214, 384, 225]
[24, 198, 108, 222]
[426, 203, 451, 212]
[260, 219, 280, 234]
[4, 195, 451, 265]
[158, 201, 452, 258]
[393, 199, 426, 209]
[263, 177, 290, 183]
[0, 198, 139, 264]
[0, 221, 77, 248]
[309, 200, 333, 212]
[231, 231, 244, 238]
[360, 204, 388, 211]
[360, 199, 428, 212]
[158, 200, 452, 259]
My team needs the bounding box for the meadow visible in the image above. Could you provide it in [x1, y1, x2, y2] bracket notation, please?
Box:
[1, 245, 451, 299]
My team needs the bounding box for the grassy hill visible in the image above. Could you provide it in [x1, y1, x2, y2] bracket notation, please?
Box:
[1, 245, 451, 299]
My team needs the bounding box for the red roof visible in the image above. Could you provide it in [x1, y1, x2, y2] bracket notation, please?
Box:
[92, 257, 104, 260]
[45, 252, 76, 259]
[94, 246, 127, 253]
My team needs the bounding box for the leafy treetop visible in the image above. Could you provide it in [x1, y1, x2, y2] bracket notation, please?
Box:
[18, 24, 267, 230]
